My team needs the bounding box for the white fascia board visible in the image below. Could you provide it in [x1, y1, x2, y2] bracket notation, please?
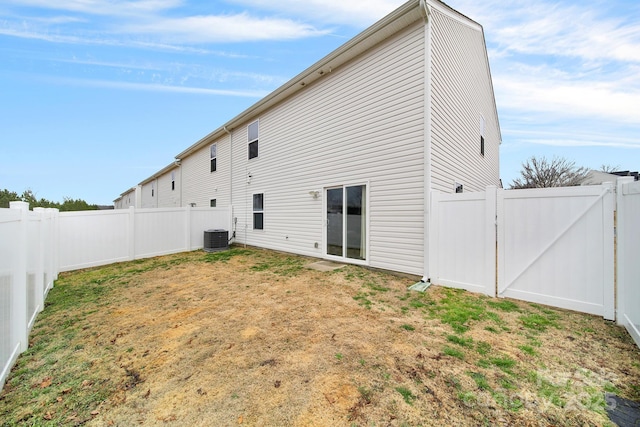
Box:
[138, 162, 179, 186]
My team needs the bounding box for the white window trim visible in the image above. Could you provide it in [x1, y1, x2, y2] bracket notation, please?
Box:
[248, 120, 259, 160]
[210, 143, 217, 172]
[252, 192, 264, 230]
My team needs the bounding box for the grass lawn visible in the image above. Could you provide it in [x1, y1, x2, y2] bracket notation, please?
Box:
[0, 247, 638, 426]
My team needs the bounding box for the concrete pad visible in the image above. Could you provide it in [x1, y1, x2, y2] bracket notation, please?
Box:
[306, 260, 346, 272]
[408, 281, 431, 292]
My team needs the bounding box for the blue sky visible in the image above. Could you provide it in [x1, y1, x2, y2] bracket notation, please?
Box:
[1, 0, 638, 205]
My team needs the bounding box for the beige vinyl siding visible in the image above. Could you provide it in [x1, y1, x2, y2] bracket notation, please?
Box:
[140, 180, 157, 208]
[231, 22, 426, 275]
[119, 189, 136, 209]
[429, 6, 500, 193]
[157, 169, 180, 207]
[181, 135, 231, 208]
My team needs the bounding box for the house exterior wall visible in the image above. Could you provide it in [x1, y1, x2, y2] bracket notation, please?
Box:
[157, 168, 180, 207]
[582, 170, 618, 186]
[230, 22, 427, 275]
[116, 188, 137, 209]
[429, 5, 500, 193]
[114, 0, 502, 276]
[181, 134, 231, 208]
[140, 179, 158, 208]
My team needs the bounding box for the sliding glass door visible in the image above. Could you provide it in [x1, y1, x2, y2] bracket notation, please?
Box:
[326, 185, 366, 260]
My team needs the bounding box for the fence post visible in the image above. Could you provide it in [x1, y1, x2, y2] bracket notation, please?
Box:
[601, 182, 616, 321]
[485, 186, 497, 296]
[33, 208, 45, 314]
[44, 208, 57, 292]
[185, 205, 192, 251]
[9, 201, 29, 352]
[51, 208, 59, 282]
[496, 188, 505, 296]
[428, 190, 440, 283]
[128, 206, 135, 261]
[616, 177, 635, 325]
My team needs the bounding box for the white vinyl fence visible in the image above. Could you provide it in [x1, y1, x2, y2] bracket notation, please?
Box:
[429, 187, 496, 296]
[59, 206, 231, 272]
[617, 177, 640, 347]
[430, 179, 638, 339]
[1, 202, 58, 390]
[1, 204, 230, 389]
[498, 184, 615, 319]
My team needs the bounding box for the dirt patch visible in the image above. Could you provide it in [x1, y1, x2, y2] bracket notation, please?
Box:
[1, 248, 639, 426]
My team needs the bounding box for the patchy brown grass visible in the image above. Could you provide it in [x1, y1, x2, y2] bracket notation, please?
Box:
[1, 247, 639, 426]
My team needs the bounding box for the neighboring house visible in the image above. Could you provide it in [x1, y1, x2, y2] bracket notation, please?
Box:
[114, 0, 501, 278]
[113, 187, 140, 209]
[140, 162, 181, 208]
[582, 170, 639, 186]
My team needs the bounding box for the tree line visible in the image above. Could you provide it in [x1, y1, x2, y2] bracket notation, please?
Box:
[0, 189, 100, 211]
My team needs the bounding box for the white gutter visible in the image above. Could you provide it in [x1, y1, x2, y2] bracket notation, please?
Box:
[422, 2, 431, 282]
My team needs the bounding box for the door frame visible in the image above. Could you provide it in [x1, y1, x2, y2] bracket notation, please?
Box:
[322, 182, 370, 266]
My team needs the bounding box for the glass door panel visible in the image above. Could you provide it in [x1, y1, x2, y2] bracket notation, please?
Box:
[326, 188, 343, 256]
[346, 185, 366, 260]
[326, 185, 366, 260]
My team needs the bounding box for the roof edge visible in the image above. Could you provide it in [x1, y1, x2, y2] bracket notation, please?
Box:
[175, 0, 424, 159]
[138, 161, 180, 186]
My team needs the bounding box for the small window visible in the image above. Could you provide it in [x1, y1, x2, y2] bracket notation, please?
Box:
[210, 199, 217, 207]
[480, 116, 485, 156]
[455, 182, 463, 193]
[151, 182, 154, 197]
[253, 193, 264, 229]
[171, 171, 176, 191]
[210, 144, 217, 172]
[248, 120, 259, 160]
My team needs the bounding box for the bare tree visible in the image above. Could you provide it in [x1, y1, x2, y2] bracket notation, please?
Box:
[510, 156, 590, 189]
[600, 164, 620, 173]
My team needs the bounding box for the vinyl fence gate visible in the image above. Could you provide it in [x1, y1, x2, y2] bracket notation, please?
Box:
[430, 182, 617, 321]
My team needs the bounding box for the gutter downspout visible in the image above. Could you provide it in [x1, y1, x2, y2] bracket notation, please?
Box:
[223, 126, 235, 242]
[422, 1, 432, 283]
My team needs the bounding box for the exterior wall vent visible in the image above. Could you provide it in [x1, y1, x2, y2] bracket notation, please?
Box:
[204, 229, 229, 252]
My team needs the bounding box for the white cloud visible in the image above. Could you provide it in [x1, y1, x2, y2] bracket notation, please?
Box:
[225, 0, 404, 27]
[450, 0, 640, 64]
[125, 13, 329, 43]
[4, 0, 183, 16]
[0, 24, 240, 53]
[495, 72, 640, 125]
[503, 129, 640, 149]
[46, 76, 270, 97]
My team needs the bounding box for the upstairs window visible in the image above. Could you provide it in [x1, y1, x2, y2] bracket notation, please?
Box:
[210, 144, 217, 172]
[480, 116, 485, 156]
[151, 182, 155, 197]
[248, 120, 259, 159]
[253, 193, 264, 229]
[210, 199, 217, 207]
[455, 182, 464, 193]
[171, 171, 176, 191]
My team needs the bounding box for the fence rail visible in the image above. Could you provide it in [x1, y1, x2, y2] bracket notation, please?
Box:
[0, 204, 231, 390]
